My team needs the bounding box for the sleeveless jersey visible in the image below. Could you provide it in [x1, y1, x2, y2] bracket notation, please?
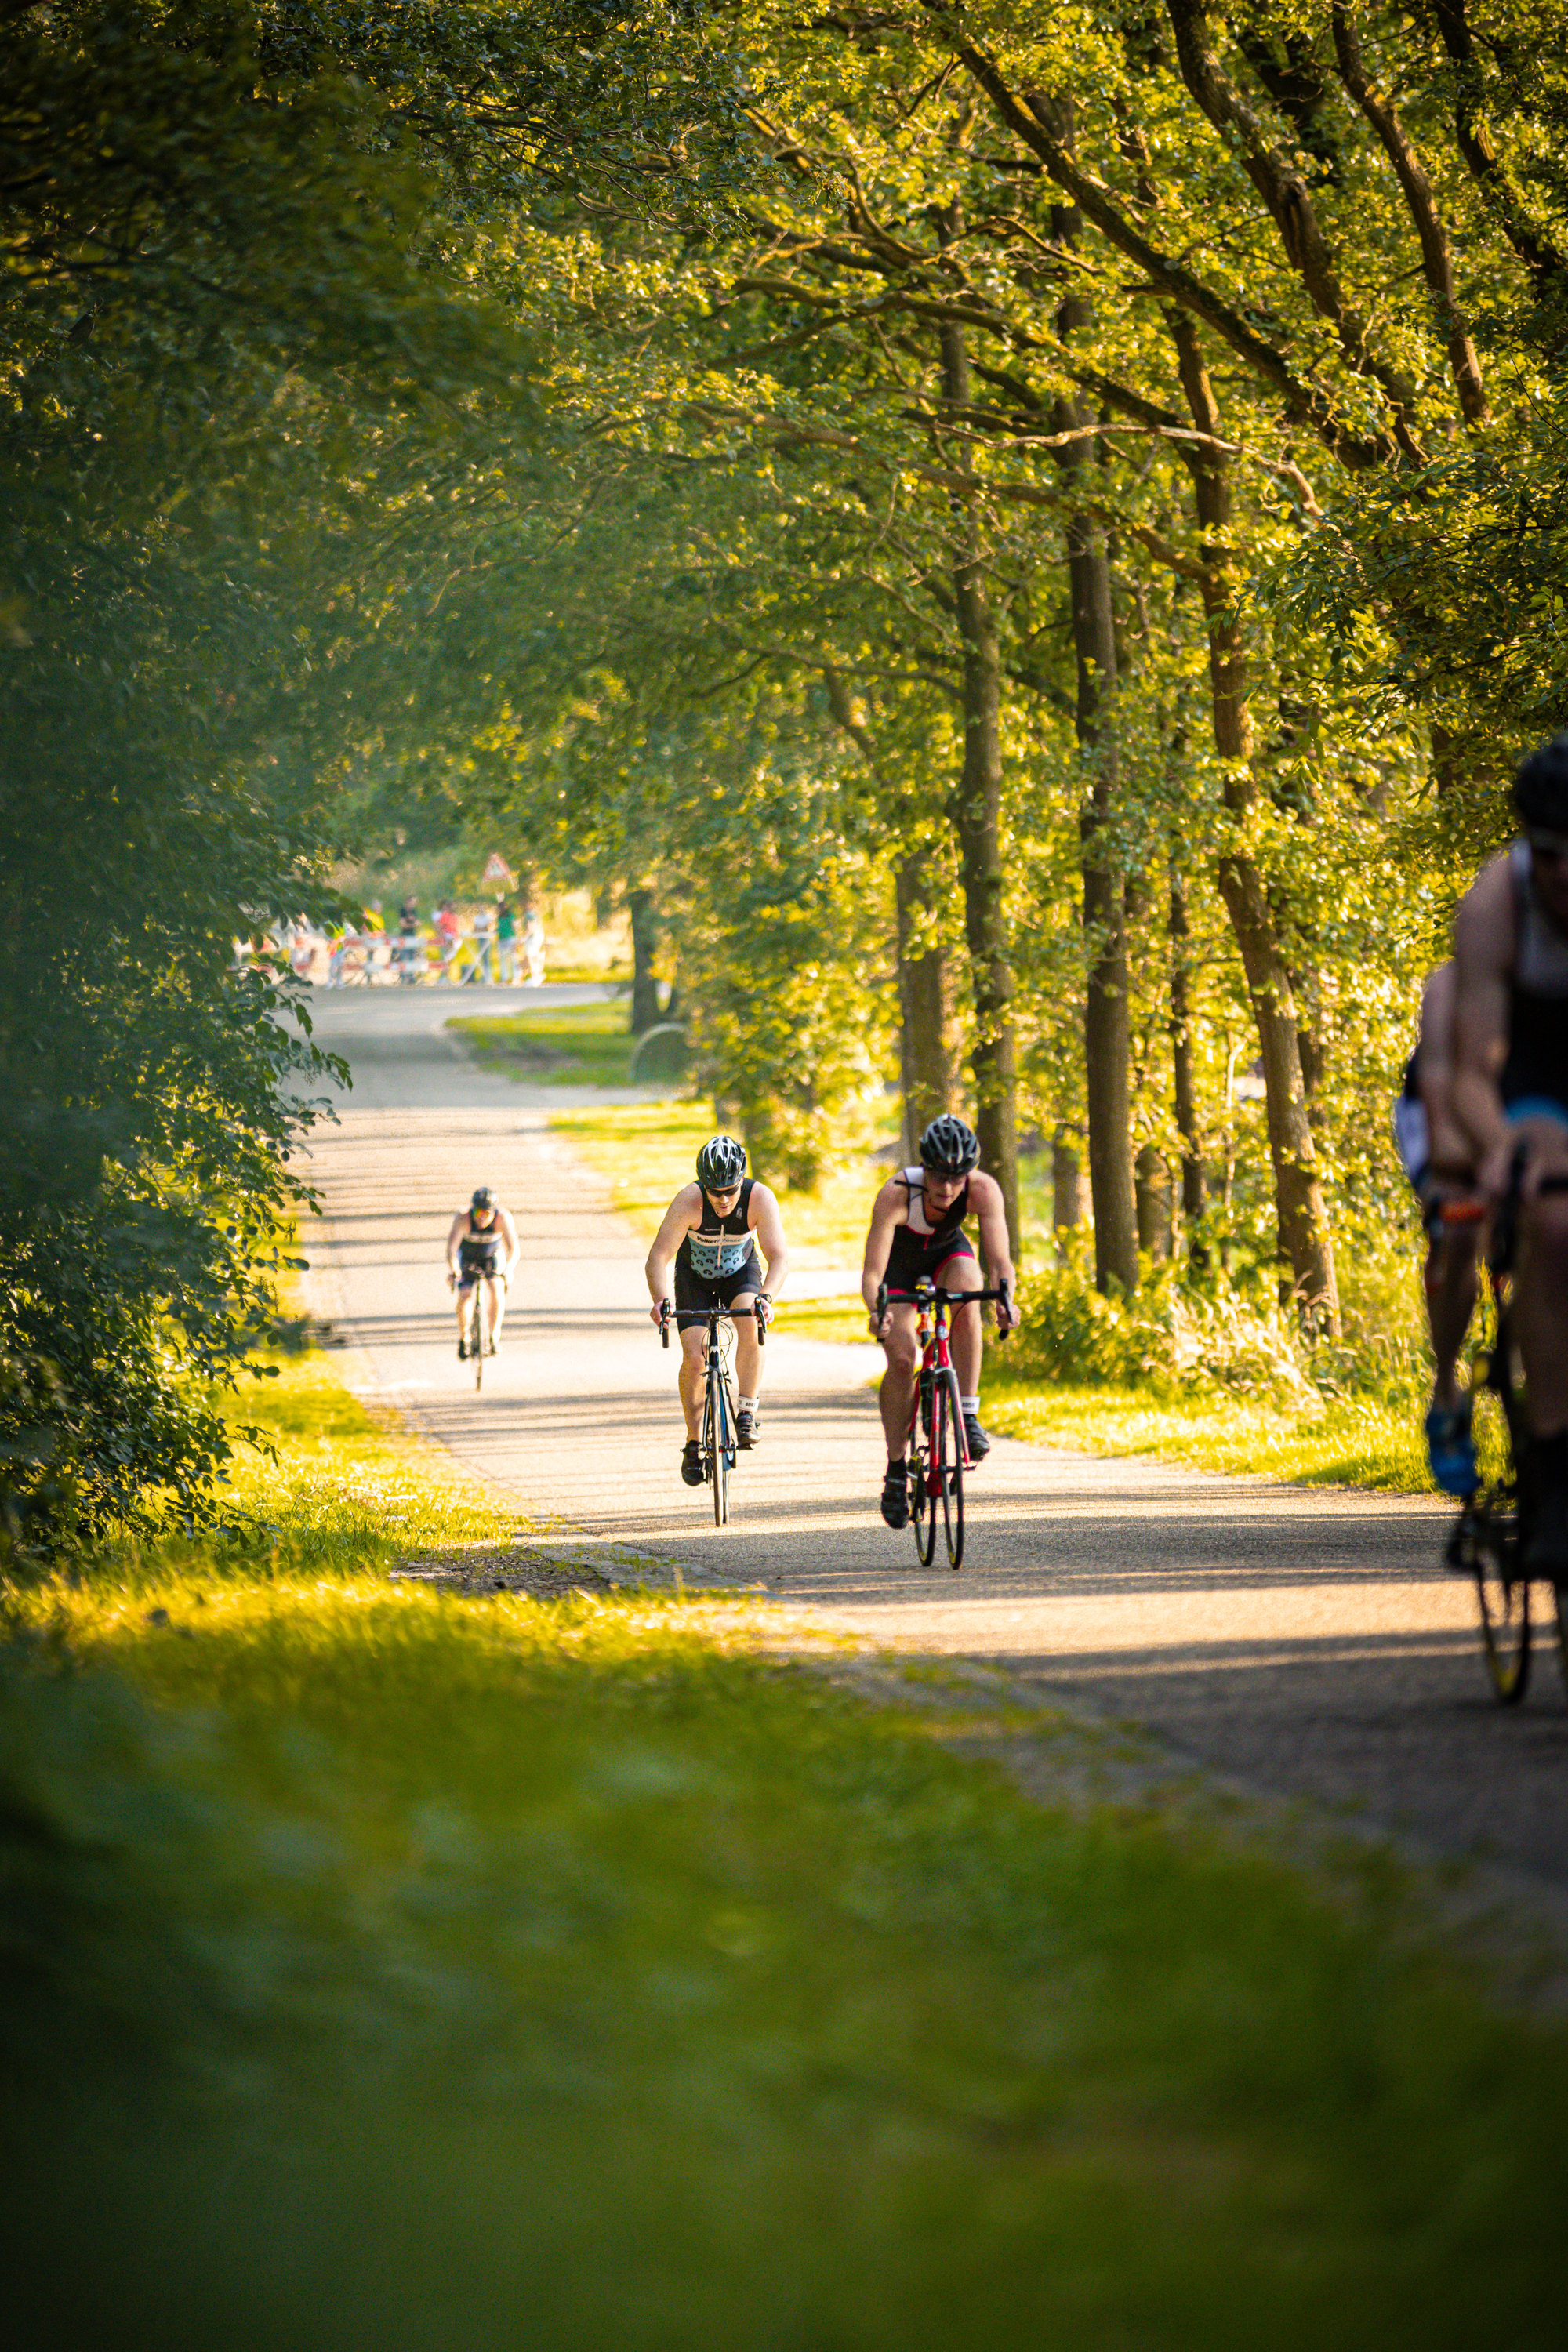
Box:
[1503, 842, 1568, 1113]
[677, 1178, 758, 1280]
[896, 1167, 971, 1243]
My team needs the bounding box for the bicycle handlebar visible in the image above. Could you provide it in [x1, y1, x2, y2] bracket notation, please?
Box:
[658, 1300, 767, 1348]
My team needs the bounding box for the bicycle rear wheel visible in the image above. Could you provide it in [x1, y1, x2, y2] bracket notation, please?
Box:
[935, 1371, 964, 1570]
[912, 1376, 937, 1566]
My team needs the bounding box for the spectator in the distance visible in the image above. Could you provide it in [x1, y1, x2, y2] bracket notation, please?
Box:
[495, 897, 517, 983]
[434, 898, 462, 983]
[522, 901, 546, 987]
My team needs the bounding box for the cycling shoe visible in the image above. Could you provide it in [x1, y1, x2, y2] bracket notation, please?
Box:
[880, 1460, 909, 1530]
[1425, 1401, 1476, 1497]
[681, 1440, 704, 1489]
[962, 1411, 991, 1462]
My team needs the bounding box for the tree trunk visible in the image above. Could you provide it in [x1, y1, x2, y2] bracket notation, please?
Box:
[1052, 1134, 1084, 1249]
[1167, 863, 1207, 1248]
[937, 300, 1020, 1258]
[627, 887, 660, 1035]
[895, 855, 954, 1159]
[1134, 1143, 1170, 1258]
[1168, 310, 1339, 1328]
[1051, 179, 1138, 1296]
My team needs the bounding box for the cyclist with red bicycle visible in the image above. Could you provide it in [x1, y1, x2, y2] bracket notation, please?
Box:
[862, 1114, 1018, 1531]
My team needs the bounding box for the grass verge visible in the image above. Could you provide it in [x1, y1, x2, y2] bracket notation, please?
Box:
[450, 995, 645, 1085]
[4, 1345, 1566, 2347]
[982, 1364, 1428, 1491]
[550, 1100, 885, 1262]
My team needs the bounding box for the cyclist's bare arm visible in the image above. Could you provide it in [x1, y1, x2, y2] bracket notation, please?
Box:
[1453, 857, 1517, 1184]
[746, 1183, 789, 1309]
[445, 1209, 468, 1284]
[861, 1178, 909, 1333]
[644, 1182, 702, 1319]
[969, 1173, 1019, 1329]
[1417, 964, 1472, 1179]
[496, 1205, 520, 1278]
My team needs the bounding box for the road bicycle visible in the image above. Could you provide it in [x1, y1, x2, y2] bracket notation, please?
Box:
[459, 1269, 504, 1392]
[877, 1279, 1011, 1571]
[1443, 1160, 1568, 1703]
[661, 1298, 767, 1526]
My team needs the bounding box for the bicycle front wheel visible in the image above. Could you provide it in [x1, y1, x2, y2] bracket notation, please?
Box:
[708, 1365, 732, 1526]
[913, 1375, 937, 1567]
[935, 1372, 965, 1570]
[470, 1290, 485, 1391]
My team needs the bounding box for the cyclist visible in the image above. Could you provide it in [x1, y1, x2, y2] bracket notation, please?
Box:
[645, 1135, 789, 1485]
[1453, 735, 1568, 1574]
[1394, 963, 1482, 1494]
[445, 1186, 519, 1359]
[862, 1112, 1018, 1530]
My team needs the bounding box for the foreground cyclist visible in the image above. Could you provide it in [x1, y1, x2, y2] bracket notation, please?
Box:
[445, 1186, 519, 1358]
[1394, 963, 1482, 1494]
[862, 1114, 1018, 1530]
[1452, 735, 1568, 1573]
[645, 1136, 789, 1486]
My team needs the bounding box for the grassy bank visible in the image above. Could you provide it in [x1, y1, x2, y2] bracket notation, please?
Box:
[983, 1367, 1427, 1490]
[550, 1100, 883, 1261]
[4, 1345, 1565, 2346]
[450, 996, 644, 1086]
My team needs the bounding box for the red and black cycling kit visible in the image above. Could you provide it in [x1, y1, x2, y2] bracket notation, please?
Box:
[884, 1167, 978, 1288]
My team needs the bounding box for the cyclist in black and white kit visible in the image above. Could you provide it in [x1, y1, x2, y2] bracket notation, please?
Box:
[445, 1186, 519, 1358]
[645, 1136, 790, 1485]
[861, 1114, 1018, 1530]
[1454, 735, 1568, 1574]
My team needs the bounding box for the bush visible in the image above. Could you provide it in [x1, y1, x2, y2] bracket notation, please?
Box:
[1008, 1249, 1426, 1411]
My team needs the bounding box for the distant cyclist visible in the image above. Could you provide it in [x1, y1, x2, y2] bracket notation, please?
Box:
[862, 1113, 1018, 1530]
[445, 1186, 519, 1359]
[1393, 963, 1482, 1494]
[645, 1135, 789, 1484]
[1453, 735, 1568, 1574]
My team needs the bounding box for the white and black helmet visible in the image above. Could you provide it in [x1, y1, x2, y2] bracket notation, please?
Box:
[919, 1114, 979, 1175]
[696, 1134, 747, 1189]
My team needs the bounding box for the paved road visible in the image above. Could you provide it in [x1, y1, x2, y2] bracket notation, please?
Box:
[299, 988, 1568, 1893]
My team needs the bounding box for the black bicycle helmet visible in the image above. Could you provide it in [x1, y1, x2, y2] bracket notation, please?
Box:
[1514, 735, 1568, 833]
[696, 1134, 747, 1189]
[919, 1113, 980, 1175]
[470, 1185, 495, 1211]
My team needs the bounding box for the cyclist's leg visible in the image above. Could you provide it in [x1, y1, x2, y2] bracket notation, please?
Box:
[934, 1248, 987, 1456]
[484, 1272, 505, 1349]
[729, 1285, 763, 1440]
[1510, 1111, 1568, 1574]
[677, 1323, 706, 1441]
[454, 1275, 475, 1355]
[877, 1302, 920, 1455]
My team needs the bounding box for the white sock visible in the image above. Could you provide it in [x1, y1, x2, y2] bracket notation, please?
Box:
[960, 1395, 979, 1414]
[739, 1395, 757, 1415]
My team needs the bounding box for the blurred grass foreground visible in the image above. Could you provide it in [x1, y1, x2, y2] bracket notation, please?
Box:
[5, 1348, 1568, 2350]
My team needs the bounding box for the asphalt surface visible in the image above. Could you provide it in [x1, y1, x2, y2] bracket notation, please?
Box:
[298, 984, 1568, 1894]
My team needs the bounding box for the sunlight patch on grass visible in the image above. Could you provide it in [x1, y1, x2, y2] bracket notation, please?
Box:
[450, 996, 644, 1085]
[983, 1371, 1429, 1492]
[551, 1102, 891, 1263]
